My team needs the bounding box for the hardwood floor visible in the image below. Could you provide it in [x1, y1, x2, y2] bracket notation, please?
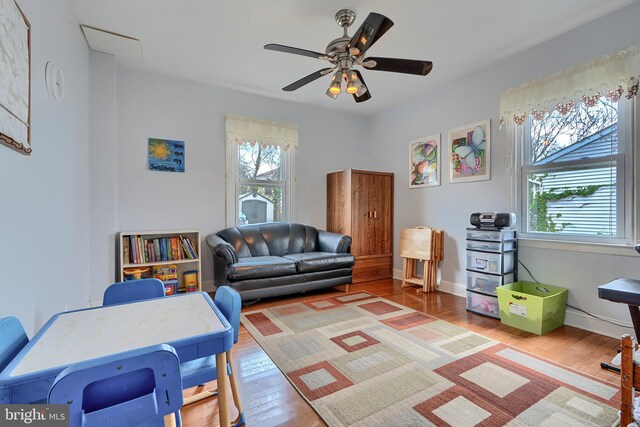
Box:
[180, 279, 622, 426]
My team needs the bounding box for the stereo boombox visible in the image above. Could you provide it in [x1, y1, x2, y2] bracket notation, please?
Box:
[470, 212, 516, 229]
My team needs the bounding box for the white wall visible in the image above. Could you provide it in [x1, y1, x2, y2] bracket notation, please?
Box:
[91, 67, 370, 298]
[367, 2, 640, 338]
[89, 51, 117, 303]
[0, 0, 90, 335]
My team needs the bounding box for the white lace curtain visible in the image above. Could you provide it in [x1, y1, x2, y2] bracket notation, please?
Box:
[225, 114, 299, 151]
[499, 43, 640, 126]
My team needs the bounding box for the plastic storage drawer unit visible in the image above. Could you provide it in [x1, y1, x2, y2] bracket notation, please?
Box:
[496, 281, 568, 335]
[466, 228, 516, 242]
[466, 239, 516, 252]
[466, 290, 500, 318]
[467, 270, 515, 296]
[466, 250, 515, 275]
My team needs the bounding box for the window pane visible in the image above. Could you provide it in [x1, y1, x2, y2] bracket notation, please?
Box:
[238, 184, 284, 224]
[529, 99, 618, 165]
[238, 143, 282, 181]
[527, 166, 616, 236]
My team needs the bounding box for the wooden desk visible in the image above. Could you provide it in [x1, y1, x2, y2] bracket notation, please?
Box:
[0, 292, 233, 426]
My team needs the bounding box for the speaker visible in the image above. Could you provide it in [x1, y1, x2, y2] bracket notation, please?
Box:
[494, 213, 516, 228]
[470, 213, 482, 228]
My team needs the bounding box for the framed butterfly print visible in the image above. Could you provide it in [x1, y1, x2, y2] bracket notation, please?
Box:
[448, 119, 490, 183]
[409, 134, 440, 188]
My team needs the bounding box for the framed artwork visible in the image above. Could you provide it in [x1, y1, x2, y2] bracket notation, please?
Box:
[449, 119, 490, 183]
[409, 134, 440, 188]
[148, 138, 185, 172]
[0, 0, 31, 155]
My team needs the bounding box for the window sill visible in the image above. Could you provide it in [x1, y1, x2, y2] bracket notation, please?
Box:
[518, 237, 639, 257]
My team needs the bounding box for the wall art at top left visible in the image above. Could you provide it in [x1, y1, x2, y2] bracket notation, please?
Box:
[0, 0, 31, 155]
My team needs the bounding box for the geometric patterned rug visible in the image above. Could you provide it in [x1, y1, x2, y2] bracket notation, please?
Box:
[241, 292, 620, 427]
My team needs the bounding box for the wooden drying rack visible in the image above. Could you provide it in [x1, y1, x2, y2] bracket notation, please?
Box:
[400, 226, 444, 293]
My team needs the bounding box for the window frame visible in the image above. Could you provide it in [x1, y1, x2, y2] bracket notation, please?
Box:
[225, 141, 295, 227]
[514, 98, 636, 246]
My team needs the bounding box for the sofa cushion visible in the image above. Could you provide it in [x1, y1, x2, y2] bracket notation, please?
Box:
[283, 252, 355, 273]
[227, 256, 297, 280]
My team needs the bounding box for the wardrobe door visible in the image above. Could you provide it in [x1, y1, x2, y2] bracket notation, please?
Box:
[370, 173, 393, 256]
[350, 171, 371, 256]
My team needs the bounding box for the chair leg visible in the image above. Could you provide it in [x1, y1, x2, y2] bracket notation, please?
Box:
[164, 413, 177, 427]
[182, 350, 245, 426]
[227, 349, 245, 426]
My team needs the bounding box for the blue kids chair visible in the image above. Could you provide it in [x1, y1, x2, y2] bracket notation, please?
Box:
[48, 344, 183, 427]
[0, 316, 29, 373]
[102, 278, 165, 306]
[181, 286, 244, 426]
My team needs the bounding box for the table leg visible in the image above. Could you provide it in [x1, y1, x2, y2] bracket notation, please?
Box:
[628, 305, 640, 341]
[216, 352, 230, 427]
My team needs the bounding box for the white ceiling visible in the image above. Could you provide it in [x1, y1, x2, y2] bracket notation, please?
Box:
[71, 0, 638, 115]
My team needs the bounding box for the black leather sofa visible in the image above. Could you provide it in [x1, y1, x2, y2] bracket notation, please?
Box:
[206, 223, 355, 301]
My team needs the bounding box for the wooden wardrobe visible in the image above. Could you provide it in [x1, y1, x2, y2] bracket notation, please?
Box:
[327, 169, 393, 283]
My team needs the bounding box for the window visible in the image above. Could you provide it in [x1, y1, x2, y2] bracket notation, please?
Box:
[518, 98, 633, 243]
[236, 143, 290, 224]
[225, 115, 297, 226]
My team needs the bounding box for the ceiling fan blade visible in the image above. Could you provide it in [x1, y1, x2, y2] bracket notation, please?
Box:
[363, 57, 433, 76]
[264, 43, 327, 60]
[352, 70, 371, 103]
[282, 68, 334, 92]
[348, 13, 394, 56]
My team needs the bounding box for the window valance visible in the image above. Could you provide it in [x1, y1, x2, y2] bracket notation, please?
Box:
[500, 43, 640, 126]
[225, 114, 298, 151]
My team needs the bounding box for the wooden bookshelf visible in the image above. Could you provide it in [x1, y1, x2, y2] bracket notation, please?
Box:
[118, 229, 201, 293]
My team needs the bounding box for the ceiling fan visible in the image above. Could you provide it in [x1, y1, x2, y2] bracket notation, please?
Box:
[264, 9, 433, 103]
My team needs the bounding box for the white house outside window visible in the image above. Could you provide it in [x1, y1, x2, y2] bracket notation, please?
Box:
[225, 115, 297, 227]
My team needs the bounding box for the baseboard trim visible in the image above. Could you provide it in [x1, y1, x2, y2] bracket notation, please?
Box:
[392, 268, 630, 339]
[392, 268, 466, 297]
[563, 309, 632, 339]
[438, 280, 467, 297]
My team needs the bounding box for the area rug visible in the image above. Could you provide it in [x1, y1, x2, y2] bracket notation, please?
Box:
[241, 292, 620, 427]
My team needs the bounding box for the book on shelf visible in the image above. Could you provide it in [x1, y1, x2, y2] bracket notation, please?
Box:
[170, 238, 178, 260]
[123, 238, 130, 265]
[154, 239, 161, 263]
[166, 238, 173, 261]
[182, 235, 198, 259]
[136, 236, 144, 264]
[130, 235, 137, 264]
[159, 238, 167, 261]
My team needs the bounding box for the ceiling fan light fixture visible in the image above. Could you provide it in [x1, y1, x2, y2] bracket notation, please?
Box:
[345, 69, 358, 94]
[329, 70, 343, 95]
[355, 85, 368, 97]
[326, 88, 338, 99]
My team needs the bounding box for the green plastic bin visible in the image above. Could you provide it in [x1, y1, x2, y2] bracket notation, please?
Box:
[496, 281, 568, 335]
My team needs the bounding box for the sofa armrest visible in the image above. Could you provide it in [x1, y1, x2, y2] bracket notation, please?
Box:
[318, 230, 352, 254]
[205, 234, 239, 264]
